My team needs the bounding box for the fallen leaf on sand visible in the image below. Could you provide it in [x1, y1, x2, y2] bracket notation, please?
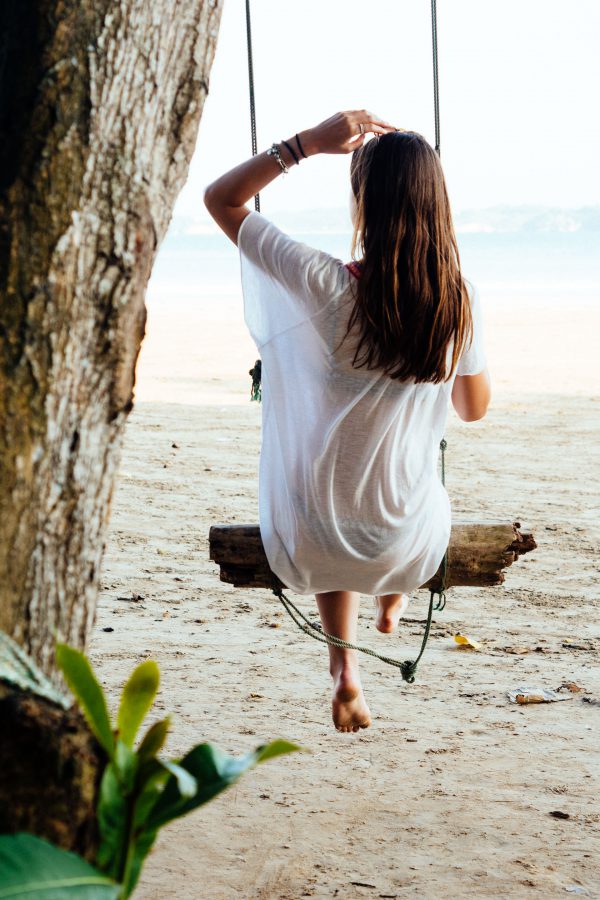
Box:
[454, 633, 481, 650]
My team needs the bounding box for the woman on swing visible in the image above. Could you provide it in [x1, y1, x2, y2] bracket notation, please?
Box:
[204, 111, 490, 733]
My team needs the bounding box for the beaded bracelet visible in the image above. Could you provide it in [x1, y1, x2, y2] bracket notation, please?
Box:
[266, 142, 289, 175]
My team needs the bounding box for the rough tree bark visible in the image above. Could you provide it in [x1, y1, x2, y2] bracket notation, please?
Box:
[0, 0, 223, 677]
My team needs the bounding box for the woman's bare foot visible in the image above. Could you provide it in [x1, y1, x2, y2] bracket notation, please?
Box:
[374, 593, 410, 633]
[330, 658, 371, 733]
[314, 591, 371, 733]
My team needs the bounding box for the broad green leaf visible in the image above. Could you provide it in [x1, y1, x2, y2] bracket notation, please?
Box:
[121, 744, 298, 899]
[114, 740, 138, 793]
[137, 717, 170, 764]
[96, 763, 128, 879]
[56, 644, 114, 757]
[130, 757, 195, 836]
[118, 760, 175, 899]
[158, 759, 197, 799]
[132, 760, 172, 830]
[0, 833, 119, 899]
[255, 739, 304, 763]
[117, 660, 159, 747]
[146, 739, 300, 829]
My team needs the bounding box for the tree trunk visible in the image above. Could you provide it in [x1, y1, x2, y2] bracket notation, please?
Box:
[208, 522, 537, 592]
[0, 631, 104, 858]
[0, 0, 223, 676]
[0, 685, 103, 860]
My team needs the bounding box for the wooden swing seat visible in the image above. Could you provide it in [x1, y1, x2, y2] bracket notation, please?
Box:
[209, 522, 536, 593]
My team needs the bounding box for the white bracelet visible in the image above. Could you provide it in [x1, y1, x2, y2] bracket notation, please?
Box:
[267, 142, 289, 175]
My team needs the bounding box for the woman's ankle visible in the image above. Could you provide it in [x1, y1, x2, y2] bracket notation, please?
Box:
[328, 648, 359, 679]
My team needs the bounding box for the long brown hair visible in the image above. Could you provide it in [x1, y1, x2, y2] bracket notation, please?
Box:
[344, 131, 472, 384]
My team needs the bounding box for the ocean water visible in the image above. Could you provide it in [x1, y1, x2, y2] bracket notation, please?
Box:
[147, 227, 600, 308]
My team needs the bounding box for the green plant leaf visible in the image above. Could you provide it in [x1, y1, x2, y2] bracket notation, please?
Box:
[146, 739, 300, 829]
[158, 759, 197, 799]
[137, 717, 170, 764]
[255, 739, 304, 763]
[117, 761, 173, 899]
[118, 744, 297, 900]
[113, 740, 138, 793]
[56, 644, 114, 758]
[96, 762, 128, 879]
[132, 760, 172, 830]
[0, 833, 119, 898]
[117, 660, 159, 748]
[119, 828, 158, 900]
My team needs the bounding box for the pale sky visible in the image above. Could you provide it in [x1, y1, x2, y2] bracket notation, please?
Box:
[174, 0, 600, 220]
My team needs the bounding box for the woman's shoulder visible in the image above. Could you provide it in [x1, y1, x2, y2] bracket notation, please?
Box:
[239, 210, 354, 300]
[238, 210, 354, 313]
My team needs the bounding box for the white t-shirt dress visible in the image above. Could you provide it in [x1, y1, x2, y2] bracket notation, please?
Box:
[238, 210, 486, 596]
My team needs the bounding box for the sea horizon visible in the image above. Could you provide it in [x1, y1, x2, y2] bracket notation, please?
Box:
[148, 204, 600, 309]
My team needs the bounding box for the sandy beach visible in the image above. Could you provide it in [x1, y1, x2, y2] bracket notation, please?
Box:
[91, 290, 600, 899]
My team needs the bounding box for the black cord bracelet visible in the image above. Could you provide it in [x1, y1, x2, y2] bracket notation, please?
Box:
[281, 138, 300, 165]
[295, 132, 308, 159]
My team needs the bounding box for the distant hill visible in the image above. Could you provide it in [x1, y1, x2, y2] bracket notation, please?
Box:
[454, 206, 600, 234]
[172, 205, 600, 237]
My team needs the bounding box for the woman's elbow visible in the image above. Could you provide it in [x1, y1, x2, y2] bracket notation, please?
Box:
[453, 371, 491, 422]
[460, 389, 491, 422]
[203, 184, 217, 213]
[459, 403, 489, 423]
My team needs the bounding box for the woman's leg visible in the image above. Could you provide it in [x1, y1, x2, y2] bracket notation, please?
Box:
[315, 590, 371, 733]
[374, 593, 410, 633]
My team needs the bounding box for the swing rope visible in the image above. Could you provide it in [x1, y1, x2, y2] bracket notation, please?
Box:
[244, 0, 449, 682]
[245, 0, 260, 212]
[431, 0, 441, 156]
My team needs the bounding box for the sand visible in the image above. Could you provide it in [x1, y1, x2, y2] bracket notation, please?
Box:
[91, 293, 600, 899]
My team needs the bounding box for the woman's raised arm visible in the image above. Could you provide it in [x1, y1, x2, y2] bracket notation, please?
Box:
[203, 111, 396, 244]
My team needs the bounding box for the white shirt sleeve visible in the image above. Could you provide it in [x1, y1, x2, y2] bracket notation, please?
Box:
[237, 210, 346, 300]
[238, 210, 348, 348]
[456, 283, 487, 376]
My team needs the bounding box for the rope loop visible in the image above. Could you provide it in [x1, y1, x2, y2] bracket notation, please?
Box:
[272, 582, 437, 685]
[433, 590, 446, 612]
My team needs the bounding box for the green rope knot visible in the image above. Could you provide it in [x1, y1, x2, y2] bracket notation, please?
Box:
[400, 660, 418, 684]
[249, 359, 262, 402]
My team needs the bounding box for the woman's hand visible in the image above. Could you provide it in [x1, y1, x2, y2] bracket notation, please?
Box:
[301, 110, 397, 155]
